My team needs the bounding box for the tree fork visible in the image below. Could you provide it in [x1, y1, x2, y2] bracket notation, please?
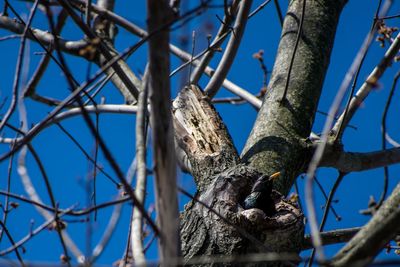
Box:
[242, 0, 347, 195]
[175, 86, 303, 266]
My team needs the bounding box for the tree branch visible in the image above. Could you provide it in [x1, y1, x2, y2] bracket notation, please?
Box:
[147, 0, 180, 263]
[57, 0, 141, 102]
[173, 85, 239, 191]
[0, 15, 88, 57]
[69, 0, 262, 108]
[131, 70, 149, 265]
[320, 146, 400, 173]
[242, 0, 347, 195]
[302, 227, 360, 250]
[190, 0, 239, 84]
[204, 0, 253, 98]
[332, 182, 400, 266]
[332, 32, 400, 137]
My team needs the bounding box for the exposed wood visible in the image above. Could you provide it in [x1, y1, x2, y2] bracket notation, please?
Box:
[175, 86, 303, 266]
[173, 85, 239, 191]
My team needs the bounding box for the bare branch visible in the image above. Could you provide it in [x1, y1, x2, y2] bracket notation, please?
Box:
[0, 0, 39, 134]
[0, 189, 131, 216]
[190, 0, 240, 84]
[131, 70, 149, 265]
[57, 0, 140, 102]
[320, 146, 400, 173]
[332, 182, 400, 266]
[147, 0, 180, 262]
[0, 105, 138, 145]
[333, 0, 391, 140]
[332, 31, 400, 137]
[302, 227, 360, 250]
[0, 206, 76, 257]
[0, 220, 25, 266]
[69, 0, 263, 108]
[204, 0, 253, 98]
[0, 15, 88, 57]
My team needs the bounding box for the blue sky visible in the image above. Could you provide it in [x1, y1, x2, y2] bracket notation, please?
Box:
[0, 0, 399, 265]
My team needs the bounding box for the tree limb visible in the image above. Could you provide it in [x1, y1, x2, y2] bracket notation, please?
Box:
[69, 0, 263, 108]
[320, 146, 400, 173]
[242, 0, 347, 195]
[131, 70, 149, 265]
[332, 32, 400, 137]
[0, 15, 88, 57]
[204, 0, 253, 98]
[302, 227, 360, 250]
[332, 182, 400, 266]
[147, 0, 180, 263]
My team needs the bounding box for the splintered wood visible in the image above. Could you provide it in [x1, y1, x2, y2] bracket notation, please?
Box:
[172, 85, 238, 189]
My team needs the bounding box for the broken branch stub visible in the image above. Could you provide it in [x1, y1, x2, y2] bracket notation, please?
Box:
[173, 85, 239, 191]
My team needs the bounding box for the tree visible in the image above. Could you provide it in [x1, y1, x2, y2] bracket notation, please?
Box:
[0, 0, 399, 266]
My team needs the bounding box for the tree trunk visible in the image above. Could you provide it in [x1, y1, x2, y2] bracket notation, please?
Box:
[177, 0, 347, 265]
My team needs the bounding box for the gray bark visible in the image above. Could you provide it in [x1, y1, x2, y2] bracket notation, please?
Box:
[147, 0, 181, 263]
[178, 0, 347, 265]
[175, 86, 303, 266]
[242, 0, 346, 195]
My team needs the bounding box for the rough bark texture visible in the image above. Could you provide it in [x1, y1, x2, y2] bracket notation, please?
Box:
[177, 0, 347, 265]
[241, 0, 346, 195]
[180, 164, 304, 266]
[332, 182, 400, 267]
[175, 86, 303, 266]
[173, 85, 240, 192]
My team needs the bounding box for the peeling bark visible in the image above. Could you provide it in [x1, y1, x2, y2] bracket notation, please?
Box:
[173, 85, 239, 191]
[176, 0, 347, 265]
[175, 86, 303, 266]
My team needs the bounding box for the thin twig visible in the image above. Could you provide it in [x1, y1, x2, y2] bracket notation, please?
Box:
[376, 71, 400, 210]
[204, 0, 253, 98]
[331, 0, 393, 138]
[0, 220, 25, 266]
[273, 0, 283, 26]
[334, 0, 390, 140]
[333, 31, 400, 138]
[0, 0, 39, 134]
[313, 176, 341, 221]
[190, 0, 240, 84]
[0, 137, 17, 243]
[131, 68, 149, 264]
[307, 172, 345, 267]
[0, 206, 75, 256]
[27, 144, 72, 266]
[55, 122, 120, 186]
[0, 190, 131, 216]
[280, 0, 306, 103]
